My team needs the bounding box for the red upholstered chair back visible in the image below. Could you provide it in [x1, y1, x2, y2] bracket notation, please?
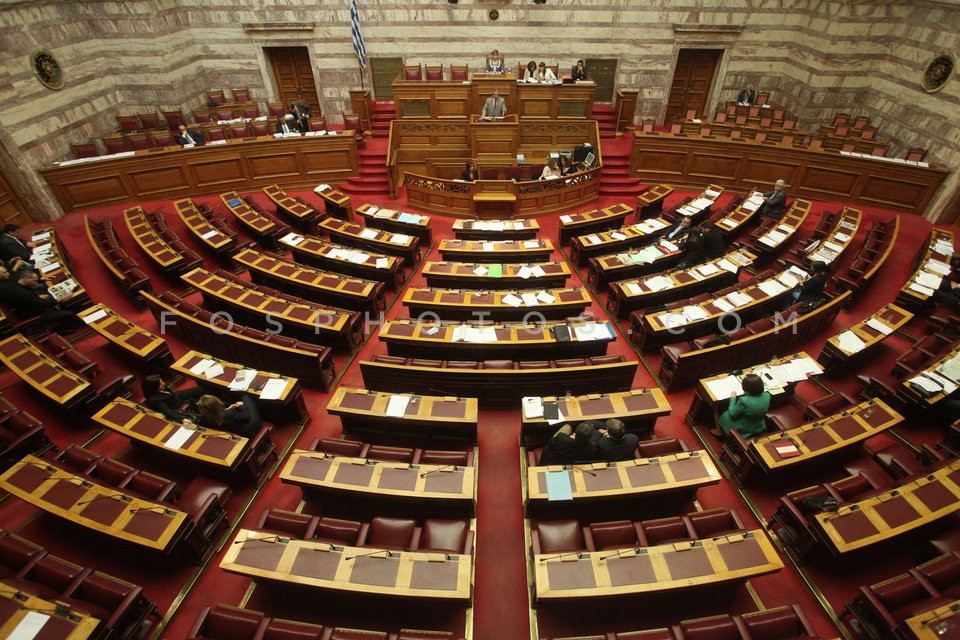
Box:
[151, 132, 175, 147]
[206, 127, 226, 141]
[916, 552, 960, 595]
[420, 519, 471, 554]
[58, 445, 101, 473]
[780, 134, 795, 145]
[313, 517, 363, 546]
[685, 108, 697, 119]
[480, 167, 499, 180]
[206, 89, 227, 105]
[163, 110, 186, 130]
[117, 115, 140, 133]
[906, 147, 927, 162]
[636, 438, 685, 458]
[830, 473, 873, 501]
[252, 123, 270, 137]
[88, 459, 136, 487]
[714, 111, 727, 123]
[748, 106, 760, 117]
[853, 115, 869, 128]
[230, 124, 250, 139]
[871, 146, 887, 157]
[860, 126, 877, 140]
[588, 521, 640, 550]
[365, 445, 415, 463]
[242, 106, 260, 119]
[450, 65, 468, 81]
[329, 630, 388, 640]
[0, 533, 43, 575]
[258, 509, 316, 539]
[267, 102, 286, 117]
[808, 137, 823, 149]
[676, 616, 742, 640]
[420, 450, 471, 466]
[139, 113, 161, 129]
[616, 630, 674, 640]
[833, 112, 850, 125]
[233, 87, 252, 103]
[740, 606, 809, 640]
[757, 92, 769, 105]
[735, 114, 748, 125]
[754, 131, 767, 143]
[364, 516, 419, 550]
[203, 605, 266, 639]
[684, 508, 744, 538]
[533, 519, 586, 554]
[343, 114, 361, 131]
[870, 573, 931, 610]
[309, 117, 327, 131]
[218, 109, 236, 122]
[315, 438, 365, 457]
[670, 122, 682, 134]
[404, 65, 423, 80]
[639, 517, 694, 546]
[127, 134, 150, 150]
[194, 111, 211, 124]
[642, 119, 655, 132]
[27, 555, 87, 594]
[759, 116, 772, 127]
[71, 143, 99, 158]
[425, 65, 443, 80]
[730, 129, 742, 140]
[699, 126, 712, 137]
[264, 618, 325, 640]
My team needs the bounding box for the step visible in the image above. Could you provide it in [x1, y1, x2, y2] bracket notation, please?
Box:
[359, 169, 389, 179]
[600, 177, 642, 187]
[370, 130, 390, 139]
[340, 182, 390, 195]
[599, 185, 647, 197]
[371, 102, 395, 111]
[603, 157, 629, 167]
[371, 113, 395, 122]
[593, 103, 615, 114]
[593, 114, 616, 122]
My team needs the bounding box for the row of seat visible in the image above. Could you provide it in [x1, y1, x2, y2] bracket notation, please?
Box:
[369, 353, 625, 371]
[531, 508, 746, 554]
[836, 217, 900, 307]
[856, 334, 960, 412]
[144, 291, 337, 389]
[229, 195, 292, 247]
[308, 437, 475, 467]
[0, 393, 49, 471]
[547, 604, 821, 640]
[125, 207, 203, 275]
[526, 436, 688, 467]
[256, 508, 474, 556]
[84, 217, 152, 302]
[0, 529, 158, 640]
[51, 445, 232, 557]
[401, 63, 468, 82]
[188, 603, 465, 640]
[174, 198, 248, 257]
[844, 550, 960, 640]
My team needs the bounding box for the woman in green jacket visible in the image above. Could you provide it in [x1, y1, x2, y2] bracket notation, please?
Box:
[711, 373, 771, 439]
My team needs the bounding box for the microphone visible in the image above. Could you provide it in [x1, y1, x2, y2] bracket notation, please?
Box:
[233, 534, 289, 545]
[76, 493, 132, 506]
[795, 422, 823, 444]
[421, 464, 459, 477]
[196, 431, 240, 441]
[345, 549, 396, 561]
[599, 547, 641, 561]
[128, 506, 177, 516]
[823, 504, 859, 521]
[539, 551, 583, 562]
[428, 388, 460, 397]
[564, 465, 597, 477]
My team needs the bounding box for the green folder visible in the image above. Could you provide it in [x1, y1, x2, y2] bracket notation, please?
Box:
[488, 264, 503, 278]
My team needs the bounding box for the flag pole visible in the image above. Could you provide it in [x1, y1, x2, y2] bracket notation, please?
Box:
[359, 58, 365, 91]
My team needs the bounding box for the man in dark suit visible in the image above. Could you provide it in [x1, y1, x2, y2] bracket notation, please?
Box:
[289, 102, 312, 132]
[662, 215, 693, 243]
[756, 180, 788, 219]
[174, 124, 205, 146]
[0, 225, 33, 263]
[737, 84, 757, 104]
[596, 419, 639, 462]
[141, 375, 205, 423]
[571, 59, 588, 81]
[702, 222, 725, 259]
[538, 422, 599, 466]
[275, 116, 299, 134]
[0, 263, 80, 331]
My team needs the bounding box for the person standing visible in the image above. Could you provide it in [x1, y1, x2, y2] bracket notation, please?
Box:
[481, 89, 507, 118]
[711, 373, 771, 439]
[0, 225, 33, 263]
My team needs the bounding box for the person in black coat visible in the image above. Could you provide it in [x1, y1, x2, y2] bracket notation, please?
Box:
[275, 116, 299, 135]
[596, 419, 639, 462]
[0, 225, 33, 263]
[677, 227, 706, 268]
[174, 124, 205, 146]
[0, 263, 80, 331]
[197, 393, 263, 438]
[701, 222, 725, 259]
[538, 422, 599, 466]
[142, 375, 206, 422]
[737, 84, 757, 105]
[756, 180, 788, 219]
[793, 260, 829, 303]
[571, 59, 588, 81]
[461, 161, 479, 182]
[662, 215, 693, 243]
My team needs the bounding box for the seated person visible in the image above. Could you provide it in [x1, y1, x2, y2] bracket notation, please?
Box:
[676, 227, 706, 268]
[174, 124, 205, 146]
[558, 155, 575, 176]
[5, 256, 34, 278]
[710, 373, 771, 439]
[539, 158, 562, 180]
[596, 419, 638, 462]
[0, 224, 34, 264]
[571, 59, 588, 81]
[737, 83, 757, 105]
[275, 115, 299, 135]
[792, 260, 828, 303]
[485, 49, 505, 74]
[933, 256, 960, 313]
[523, 60, 537, 81]
[0, 264, 81, 332]
[481, 89, 507, 118]
[662, 215, 692, 242]
[538, 422, 599, 466]
[197, 393, 263, 438]
[702, 222, 725, 259]
[142, 375, 206, 423]
[461, 161, 479, 182]
[535, 61, 557, 82]
[756, 179, 788, 219]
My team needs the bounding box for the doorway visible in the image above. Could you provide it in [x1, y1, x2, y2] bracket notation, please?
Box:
[584, 58, 618, 102]
[665, 49, 722, 122]
[265, 46, 321, 115]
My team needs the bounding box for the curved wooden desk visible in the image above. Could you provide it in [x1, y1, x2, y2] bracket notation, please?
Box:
[326, 387, 478, 441]
[221, 529, 473, 601]
[0, 581, 100, 639]
[76, 304, 170, 365]
[520, 389, 671, 436]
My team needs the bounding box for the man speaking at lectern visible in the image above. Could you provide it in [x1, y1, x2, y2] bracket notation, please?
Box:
[481, 89, 507, 119]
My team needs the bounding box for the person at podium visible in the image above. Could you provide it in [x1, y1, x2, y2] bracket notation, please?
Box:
[571, 59, 588, 81]
[485, 49, 505, 74]
[481, 89, 507, 119]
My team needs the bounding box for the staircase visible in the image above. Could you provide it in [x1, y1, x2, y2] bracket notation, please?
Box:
[594, 102, 618, 139]
[598, 137, 647, 197]
[339, 146, 391, 197]
[370, 100, 395, 139]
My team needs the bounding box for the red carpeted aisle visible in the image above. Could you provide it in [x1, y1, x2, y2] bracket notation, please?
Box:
[0, 161, 953, 640]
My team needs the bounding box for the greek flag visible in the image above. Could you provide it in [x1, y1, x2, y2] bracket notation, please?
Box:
[350, 0, 367, 69]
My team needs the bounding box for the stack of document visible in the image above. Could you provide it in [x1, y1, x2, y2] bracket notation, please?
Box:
[933, 239, 954, 255]
[705, 375, 744, 398]
[915, 271, 943, 290]
[865, 317, 893, 335]
[743, 194, 764, 211]
[385, 395, 410, 417]
[726, 291, 753, 308]
[523, 240, 541, 249]
[717, 258, 739, 274]
[681, 305, 709, 321]
[757, 280, 788, 296]
[389, 234, 410, 245]
[924, 260, 952, 276]
[397, 212, 422, 224]
[360, 228, 379, 240]
[452, 325, 497, 343]
[697, 263, 720, 277]
[229, 369, 259, 391]
[836, 331, 867, 354]
[574, 323, 615, 342]
[624, 282, 644, 296]
[644, 275, 672, 292]
[938, 354, 960, 383]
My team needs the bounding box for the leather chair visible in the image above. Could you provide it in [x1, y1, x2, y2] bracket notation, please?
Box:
[585, 520, 642, 551]
[912, 552, 960, 599]
[267, 102, 285, 117]
[357, 516, 420, 551]
[206, 126, 226, 141]
[343, 114, 365, 149]
[163, 110, 186, 130]
[124, 470, 178, 503]
[420, 450, 473, 466]
[637, 517, 695, 546]
[151, 132, 175, 147]
[403, 65, 422, 81]
[178, 478, 232, 557]
[252, 122, 270, 137]
[256, 509, 318, 539]
[364, 445, 417, 463]
[411, 359, 443, 368]
[86, 458, 137, 488]
[329, 629, 388, 640]
[683, 508, 746, 539]
[263, 618, 325, 640]
[71, 142, 99, 159]
[555, 358, 587, 368]
[420, 519, 473, 554]
[424, 65, 443, 80]
[313, 438, 367, 458]
[56, 445, 102, 474]
[849, 573, 950, 639]
[450, 64, 468, 81]
[60, 571, 155, 640]
[806, 391, 857, 418]
[9, 555, 90, 601]
[615, 630, 674, 640]
[482, 360, 515, 370]
[188, 604, 268, 640]
[312, 517, 363, 546]
[103, 136, 128, 154]
[126, 134, 150, 150]
[206, 89, 227, 105]
[636, 438, 686, 458]
[232, 87, 252, 103]
[0, 531, 45, 578]
[117, 115, 140, 133]
[736, 605, 817, 640]
[531, 520, 592, 554]
[674, 615, 742, 640]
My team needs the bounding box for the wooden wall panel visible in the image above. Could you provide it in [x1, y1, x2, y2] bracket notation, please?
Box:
[193, 158, 246, 186]
[129, 166, 190, 196]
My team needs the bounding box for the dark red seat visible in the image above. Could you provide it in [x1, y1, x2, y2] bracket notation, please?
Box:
[311, 517, 363, 546]
[445, 361, 479, 369]
[683, 508, 746, 539]
[329, 629, 387, 640]
[256, 509, 318, 539]
[358, 516, 420, 551]
[585, 520, 642, 550]
[555, 358, 587, 368]
[313, 438, 367, 458]
[263, 618, 325, 640]
[419, 450, 472, 466]
[674, 615, 743, 640]
[0, 531, 45, 578]
[636, 438, 686, 458]
[482, 360, 514, 370]
[913, 552, 960, 599]
[364, 445, 416, 463]
[60, 571, 154, 640]
[638, 517, 695, 546]
[737, 605, 817, 640]
[532, 520, 592, 554]
[178, 478, 231, 557]
[419, 519, 473, 554]
[187, 604, 268, 640]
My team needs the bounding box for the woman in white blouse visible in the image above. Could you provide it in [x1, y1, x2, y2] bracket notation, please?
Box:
[535, 61, 557, 82]
[486, 50, 505, 73]
[539, 159, 562, 180]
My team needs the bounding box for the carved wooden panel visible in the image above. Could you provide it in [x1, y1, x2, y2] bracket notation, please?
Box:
[129, 166, 190, 196]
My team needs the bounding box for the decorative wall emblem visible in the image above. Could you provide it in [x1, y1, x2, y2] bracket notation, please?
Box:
[922, 53, 954, 93]
[32, 50, 64, 90]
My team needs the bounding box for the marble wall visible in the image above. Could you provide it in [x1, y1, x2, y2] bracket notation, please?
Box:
[0, 0, 957, 222]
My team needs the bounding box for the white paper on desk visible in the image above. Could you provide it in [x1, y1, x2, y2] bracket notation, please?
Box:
[32, 231, 51, 241]
[189, 358, 216, 375]
[758, 280, 788, 296]
[610, 231, 627, 241]
[646, 218, 668, 231]
[933, 240, 954, 255]
[625, 282, 643, 296]
[521, 293, 539, 307]
[780, 357, 821, 382]
[661, 240, 679, 253]
[385, 395, 410, 417]
[696, 263, 720, 277]
[909, 375, 943, 394]
[662, 312, 688, 328]
[585, 235, 602, 245]
[706, 375, 744, 398]
[280, 232, 304, 246]
[259, 378, 287, 400]
[743, 199, 761, 212]
[164, 427, 194, 450]
[823, 241, 843, 253]
[523, 240, 541, 249]
[398, 212, 421, 224]
[546, 470, 573, 501]
[559, 215, 573, 224]
[711, 298, 735, 313]
[376, 258, 389, 269]
[360, 228, 379, 239]
[924, 260, 952, 276]
[473, 265, 489, 276]
[866, 318, 893, 335]
[681, 305, 708, 321]
[837, 331, 866, 354]
[833, 232, 851, 244]
[82, 308, 109, 324]
[689, 269, 704, 282]
[9, 610, 50, 640]
[39, 261, 60, 273]
[717, 259, 738, 274]
[777, 225, 794, 235]
[727, 292, 753, 307]
[909, 282, 935, 296]
[424, 326, 440, 336]
[200, 229, 219, 240]
[531, 266, 547, 277]
[916, 272, 943, 290]
[766, 230, 787, 244]
[229, 369, 258, 391]
[502, 293, 523, 307]
[516, 266, 532, 279]
[523, 396, 544, 418]
[691, 197, 714, 209]
[717, 217, 736, 229]
[645, 276, 671, 292]
[939, 355, 960, 382]
[389, 234, 410, 245]
[376, 209, 395, 218]
[348, 252, 369, 264]
[204, 364, 225, 379]
[536, 291, 556, 304]
[482, 242, 495, 252]
[924, 371, 958, 394]
[364, 206, 380, 215]
[705, 189, 721, 199]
